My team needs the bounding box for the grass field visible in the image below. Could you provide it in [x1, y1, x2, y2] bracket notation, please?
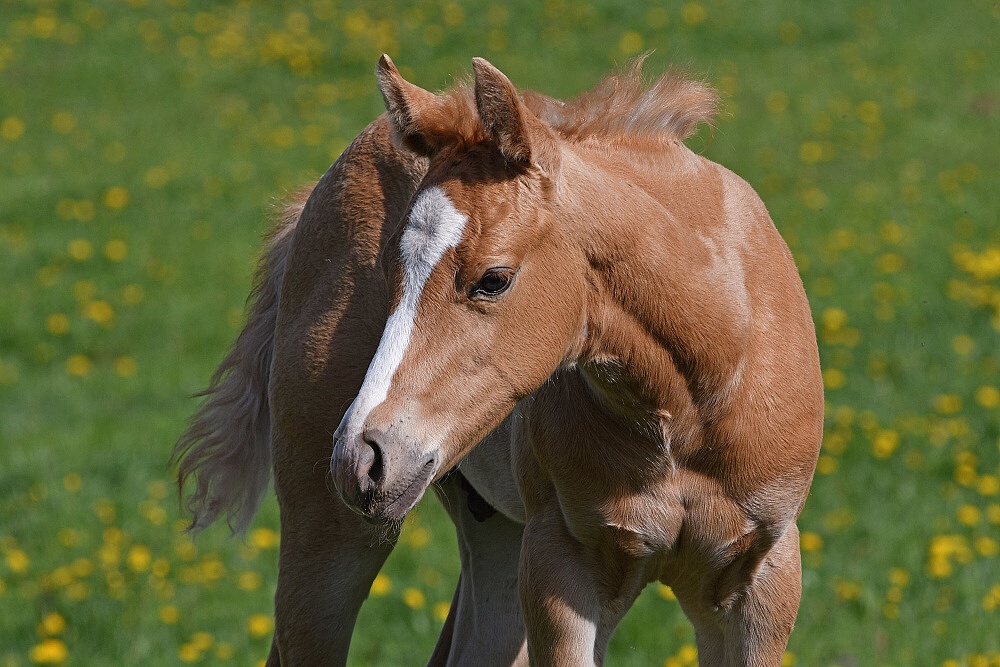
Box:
[1, 0, 998, 665]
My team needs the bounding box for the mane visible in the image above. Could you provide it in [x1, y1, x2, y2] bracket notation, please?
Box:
[399, 56, 718, 156]
[550, 55, 719, 142]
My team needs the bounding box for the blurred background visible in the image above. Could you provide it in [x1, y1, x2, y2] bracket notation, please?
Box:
[1, 1, 997, 665]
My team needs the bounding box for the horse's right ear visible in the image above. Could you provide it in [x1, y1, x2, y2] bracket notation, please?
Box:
[377, 55, 443, 157]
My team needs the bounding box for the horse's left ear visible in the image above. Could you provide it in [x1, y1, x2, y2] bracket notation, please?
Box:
[377, 54, 446, 156]
[472, 58, 558, 171]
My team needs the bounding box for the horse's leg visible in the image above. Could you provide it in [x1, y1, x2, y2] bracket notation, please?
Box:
[519, 506, 601, 666]
[673, 523, 801, 667]
[722, 522, 801, 667]
[430, 472, 527, 667]
[267, 429, 399, 666]
[426, 572, 461, 665]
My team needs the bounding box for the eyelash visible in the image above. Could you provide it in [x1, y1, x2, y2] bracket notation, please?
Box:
[469, 268, 516, 299]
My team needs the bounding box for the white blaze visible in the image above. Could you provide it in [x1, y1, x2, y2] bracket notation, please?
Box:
[337, 186, 468, 437]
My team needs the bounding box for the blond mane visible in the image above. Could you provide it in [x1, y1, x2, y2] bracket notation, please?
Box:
[550, 55, 719, 142]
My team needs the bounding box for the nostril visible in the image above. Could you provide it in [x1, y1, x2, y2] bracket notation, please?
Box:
[361, 434, 385, 486]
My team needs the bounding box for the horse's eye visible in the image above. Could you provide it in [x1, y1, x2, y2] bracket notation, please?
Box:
[470, 268, 515, 299]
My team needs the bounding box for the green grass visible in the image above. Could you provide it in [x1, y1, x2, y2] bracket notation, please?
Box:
[1, 1, 998, 665]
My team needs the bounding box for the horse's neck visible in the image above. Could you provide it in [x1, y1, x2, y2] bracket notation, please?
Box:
[561, 143, 751, 427]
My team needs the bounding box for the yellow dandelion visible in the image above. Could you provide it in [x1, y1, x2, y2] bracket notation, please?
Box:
[817, 454, 838, 475]
[619, 30, 644, 55]
[876, 253, 904, 274]
[57, 529, 79, 547]
[975, 386, 1000, 409]
[54, 199, 76, 221]
[798, 141, 823, 165]
[821, 307, 848, 331]
[402, 587, 426, 610]
[72, 200, 95, 222]
[405, 526, 430, 549]
[270, 126, 296, 149]
[51, 111, 77, 134]
[67, 239, 92, 261]
[822, 368, 845, 390]
[122, 284, 145, 304]
[247, 613, 273, 639]
[190, 632, 214, 651]
[102, 185, 129, 211]
[677, 643, 698, 663]
[69, 558, 92, 578]
[62, 473, 82, 493]
[800, 531, 824, 553]
[765, 91, 789, 114]
[126, 545, 152, 572]
[856, 100, 881, 125]
[1, 116, 26, 141]
[83, 300, 114, 325]
[104, 239, 128, 261]
[38, 612, 66, 636]
[178, 643, 200, 663]
[46, 313, 70, 336]
[801, 187, 827, 210]
[145, 166, 170, 189]
[73, 279, 96, 302]
[148, 480, 168, 499]
[681, 3, 706, 26]
[249, 527, 279, 550]
[66, 582, 88, 601]
[151, 559, 170, 578]
[872, 429, 900, 459]
[889, 568, 910, 587]
[932, 394, 962, 415]
[175, 538, 197, 561]
[952, 334, 976, 355]
[159, 604, 180, 624]
[370, 572, 391, 597]
[237, 571, 262, 591]
[977, 475, 999, 496]
[957, 504, 981, 526]
[114, 357, 138, 378]
[141, 501, 167, 526]
[65, 355, 92, 377]
[29, 638, 67, 664]
[432, 600, 451, 622]
[835, 579, 862, 600]
[974, 536, 998, 557]
[95, 499, 116, 524]
[214, 642, 235, 660]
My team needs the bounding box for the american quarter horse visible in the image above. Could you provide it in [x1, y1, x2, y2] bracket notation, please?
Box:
[174, 55, 824, 666]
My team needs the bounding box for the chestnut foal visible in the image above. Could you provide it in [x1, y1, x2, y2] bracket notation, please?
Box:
[175, 56, 823, 666]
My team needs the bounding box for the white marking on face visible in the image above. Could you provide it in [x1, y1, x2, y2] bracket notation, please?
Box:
[336, 186, 468, 438]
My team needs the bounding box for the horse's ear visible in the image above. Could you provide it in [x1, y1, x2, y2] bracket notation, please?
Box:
[376, 54, 441, 156]
[472, 58, 560, 174]
[472, 58, 532, 165]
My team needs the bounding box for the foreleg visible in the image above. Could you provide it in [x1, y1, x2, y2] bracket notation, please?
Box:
[430, 472, 527, 666]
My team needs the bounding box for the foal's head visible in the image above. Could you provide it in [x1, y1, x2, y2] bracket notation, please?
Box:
[331, 56, 587, 521]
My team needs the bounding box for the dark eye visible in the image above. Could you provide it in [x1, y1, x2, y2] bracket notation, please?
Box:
[470, 268, 515, 299]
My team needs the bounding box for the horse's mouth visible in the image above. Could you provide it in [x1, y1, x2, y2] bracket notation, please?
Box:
[350, 457, 439, 523]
